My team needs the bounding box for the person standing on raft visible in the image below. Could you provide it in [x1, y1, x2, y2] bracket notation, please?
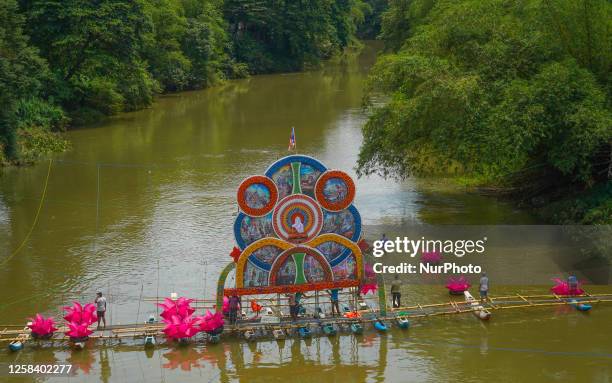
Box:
[228, 295, 240, 325]
[391, 275, 401, 308]
[95, 292, 107, 329]
[479, 273, 489, 303]
[327, 289, 340, 316]
[286, 293, 298, 320]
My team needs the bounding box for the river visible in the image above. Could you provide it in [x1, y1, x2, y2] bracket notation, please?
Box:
[1, 42, 610, 382]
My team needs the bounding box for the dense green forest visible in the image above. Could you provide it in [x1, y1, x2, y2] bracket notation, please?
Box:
[0, 0, 378, 164]
[358, 0, 611, 223]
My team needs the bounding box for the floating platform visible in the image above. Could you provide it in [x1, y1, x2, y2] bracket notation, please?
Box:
[2, 292, 611, 350]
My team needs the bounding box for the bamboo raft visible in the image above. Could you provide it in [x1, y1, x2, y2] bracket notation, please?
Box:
[2, 291, 611, 350]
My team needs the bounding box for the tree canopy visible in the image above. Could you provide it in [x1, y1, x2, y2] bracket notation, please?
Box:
[358, 0, 611, 223]
[1, 0, 369, 163]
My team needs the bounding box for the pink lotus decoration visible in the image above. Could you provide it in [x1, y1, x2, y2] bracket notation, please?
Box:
[551, 278, 584, 296]
[196, 310, 224, 334]
[63, 301, 97, 339]
[28, 314, 58, 337]
[446, 276, 470, 294]
[360, 283, 378, 295]
[157, 297, 196, 321]
[421, 251, 442, 264]
[63, 301, 98, 325]
[162, 315, 201, 340]
[66, 322, 93, 338]
[158, 296, 224, 340]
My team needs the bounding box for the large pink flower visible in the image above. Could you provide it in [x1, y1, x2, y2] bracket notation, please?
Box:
[157, 297, 195, 321]
[63, 301, 97, 327]
[551, 278, 584, 295]
[195, 310, 224, 333]
[360, 283, 378, 295]
[162, 315, 200, 340]
[446, 276, 470, 293]
[65, 321, 93, 338]
[28, 314, 58, 337]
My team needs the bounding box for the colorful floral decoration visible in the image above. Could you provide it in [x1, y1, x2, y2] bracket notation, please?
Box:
[157, 297, 224, 340]
[28, 314, 58, 338]
[446, 276, 471, 294]
[197, 310, 224, 335]
[551, 278, 584, 296]
[63, 301, 97, 339]
[228, 155, 364, 296]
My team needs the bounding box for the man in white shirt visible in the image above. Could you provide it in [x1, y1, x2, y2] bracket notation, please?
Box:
[95, 292, 107, 329]
[479, 273, 489, 303]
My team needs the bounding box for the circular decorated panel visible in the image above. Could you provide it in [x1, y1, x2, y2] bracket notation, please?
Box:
[315, 170, 355, 211]
[234, 213, 274, 249]
[232, 155, 364, 292]
[321, 206, 361, 242]
[272, 194, 323, 244]
[237, 176, 278, 216]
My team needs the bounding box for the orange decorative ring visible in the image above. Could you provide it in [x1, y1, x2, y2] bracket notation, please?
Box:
[314, 170, 355, 211]
[237, 176, 278, 216]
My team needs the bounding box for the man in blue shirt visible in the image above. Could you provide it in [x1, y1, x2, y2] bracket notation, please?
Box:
[568, 275, 578, 294]
[328, 289, 340, 316]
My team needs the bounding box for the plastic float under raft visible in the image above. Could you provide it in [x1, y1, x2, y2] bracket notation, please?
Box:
[298, 327, 312, 338]
[350, 323, 363, 334]
[144, 335, 156, 347]
[9, 341, 23, 352]
[322, 324, 336, 336]
[569, 299, 592, 312]
[374, 321, 388, 332]
[396, 318, 410, 329]
[464, 291, 491, 320]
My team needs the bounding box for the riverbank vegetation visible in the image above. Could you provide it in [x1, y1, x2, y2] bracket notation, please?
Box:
[1, 0, 374, 165]
[358, 0, 611, 224]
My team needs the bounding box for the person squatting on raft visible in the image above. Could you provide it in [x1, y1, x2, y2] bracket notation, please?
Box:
[95, 292, 107, 329]
[228, 295, 240, 325]
[391, 275, 402, 308]
[327, 289, 340, 316]
[479, 272, 489, 303]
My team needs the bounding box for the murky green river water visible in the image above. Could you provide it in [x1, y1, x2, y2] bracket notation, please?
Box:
[1, 42, 611, 382]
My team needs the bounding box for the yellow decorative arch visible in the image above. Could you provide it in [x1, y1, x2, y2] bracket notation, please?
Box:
[305, 233, 363, 280]
[235, 237, 293, 287]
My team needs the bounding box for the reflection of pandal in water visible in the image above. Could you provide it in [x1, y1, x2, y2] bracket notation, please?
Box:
[67, 348, 95, 374]
[162, 348, 206, 371]
[360, 333, 377, 347]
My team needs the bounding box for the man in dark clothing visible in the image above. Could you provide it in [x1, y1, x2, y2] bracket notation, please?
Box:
[287, 294, 298, 320]
[229, 295, 240, 325]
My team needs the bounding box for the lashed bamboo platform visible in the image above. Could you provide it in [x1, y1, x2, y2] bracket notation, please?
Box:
[2, 292, 611, 348]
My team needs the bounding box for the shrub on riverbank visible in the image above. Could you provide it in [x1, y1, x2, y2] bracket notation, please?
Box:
[0, 0, 68, 164]
[358, 0, 612, 223]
